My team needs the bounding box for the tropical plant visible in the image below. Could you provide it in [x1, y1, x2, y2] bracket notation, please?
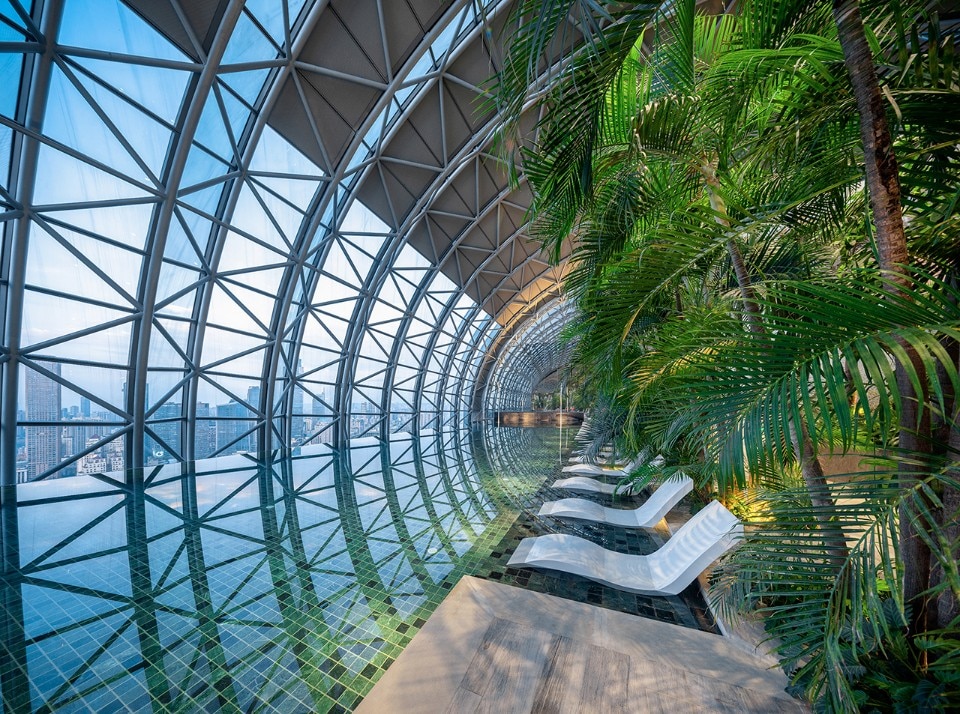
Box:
[509, 0, 865, 533]
[493, 0, 960, 709]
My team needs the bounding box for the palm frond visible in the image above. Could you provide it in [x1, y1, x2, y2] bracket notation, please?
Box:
[632, 272, 960, 486]
[711, 463, 960, 710]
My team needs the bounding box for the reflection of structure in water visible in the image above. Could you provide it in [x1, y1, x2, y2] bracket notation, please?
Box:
[1, 428, 503, 713]
[495, 411, 584, 427]
[0, 425, 712, 712]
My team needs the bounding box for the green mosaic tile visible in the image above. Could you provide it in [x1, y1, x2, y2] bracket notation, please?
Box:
[1, 426, 715, 713]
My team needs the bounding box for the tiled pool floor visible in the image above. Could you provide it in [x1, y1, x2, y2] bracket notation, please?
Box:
[477, 508, 717, 632]
[0, 426, 715, 712]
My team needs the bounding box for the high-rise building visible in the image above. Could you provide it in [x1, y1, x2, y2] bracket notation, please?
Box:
[292, 360, 306, 445]
[148, 402, 182, 463]
[246, 386, 261, 454]
[25, 360, 62, 479]
[16, 409, 26, 453]
[195, 402, 217, 460]
[312, 390, 328, 416]
[217, 400, 252, 454]
[80, 396, 91, 418]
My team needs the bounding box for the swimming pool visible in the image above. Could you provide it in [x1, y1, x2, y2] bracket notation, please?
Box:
[0, 425, 715, 712]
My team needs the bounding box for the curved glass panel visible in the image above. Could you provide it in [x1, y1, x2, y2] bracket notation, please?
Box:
[1, 0, 561, 493]
[484, 299, 578, 413]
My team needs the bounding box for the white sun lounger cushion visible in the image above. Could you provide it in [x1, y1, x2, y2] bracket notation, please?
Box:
[561, 455, 643, 477]
[551, 476, 636, 496]
[539, 475, 693, 528]
[508, 500, 743, 596]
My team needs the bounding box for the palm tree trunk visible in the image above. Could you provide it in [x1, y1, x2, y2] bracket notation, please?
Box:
[832, 1, 908, 280]
[791, 420, 850, 561]
[937, 404, 960, 628]
[931, 332, 960, 628]
[701, 162, 763, 334]
[832, 0, 933, 638]
[724, 237, 763, 331]
[701, 164, 847, 557]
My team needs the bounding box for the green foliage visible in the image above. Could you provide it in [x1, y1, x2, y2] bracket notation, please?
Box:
[633, 273, 960, 486]
[711, 466, 960, 711]
[841, 606, 960, 713]
[494, 1, 960, 710]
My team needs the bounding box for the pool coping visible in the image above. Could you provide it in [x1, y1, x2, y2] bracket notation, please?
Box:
[356, 575, 804, 713]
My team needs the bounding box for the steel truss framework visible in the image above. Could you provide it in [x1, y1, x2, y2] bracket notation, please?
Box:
[481, 298, 578, 413]
[0, 0, 580, 483]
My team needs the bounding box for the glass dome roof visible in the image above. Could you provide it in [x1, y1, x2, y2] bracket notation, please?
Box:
[0, 0, 575, 482]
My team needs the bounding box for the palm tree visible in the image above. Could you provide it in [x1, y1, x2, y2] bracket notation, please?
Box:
[742, 0, 960, 641]
[836, 0, 960, 645]
[493, 0, 960, 706]
[510, 1, 860, 545]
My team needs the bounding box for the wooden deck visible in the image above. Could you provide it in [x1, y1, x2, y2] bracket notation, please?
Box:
[357, 576, 806, 713]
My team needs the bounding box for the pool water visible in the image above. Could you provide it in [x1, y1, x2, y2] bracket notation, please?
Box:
[0, 425, 715, 712]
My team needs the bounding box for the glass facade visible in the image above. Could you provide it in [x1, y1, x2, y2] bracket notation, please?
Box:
[0, 426, 716, 712]
[482, 299, 578, 413]
[1, 0, 570, 483]
[0, 3, 624, 711]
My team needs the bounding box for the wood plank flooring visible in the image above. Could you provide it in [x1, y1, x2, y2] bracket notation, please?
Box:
[531, 630, 629, 714]
[356, 577, 808, 713]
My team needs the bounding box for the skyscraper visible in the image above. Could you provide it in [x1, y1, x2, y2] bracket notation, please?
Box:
[195, 402, 217, 459]
[246, 386, 261, 454]
[216, 401, 254, 454]
[292, 360, 306, 445]
[25, 360, 62, 479]
[312, 390, 328, 416]
[147, 402, 182, 463]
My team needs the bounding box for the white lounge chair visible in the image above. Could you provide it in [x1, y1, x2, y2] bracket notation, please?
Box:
[561, 455, 643, 477]
[568, 449, 620, 465]
[551, 476, 636, 496]
[539, 475, 693, 528]
[507, 500, 743, 596]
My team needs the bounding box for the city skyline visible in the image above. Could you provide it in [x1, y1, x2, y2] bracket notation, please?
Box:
[17, 369, 396, 478]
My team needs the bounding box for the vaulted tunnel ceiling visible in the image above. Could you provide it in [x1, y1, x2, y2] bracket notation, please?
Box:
[0, 0, 582, 482]
[127, 0, 573, 320]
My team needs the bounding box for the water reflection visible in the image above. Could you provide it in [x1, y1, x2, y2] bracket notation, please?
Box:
[0, 426, 558, 712]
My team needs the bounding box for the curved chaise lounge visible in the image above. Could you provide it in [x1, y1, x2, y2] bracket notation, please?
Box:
[551, 475, 636, 496]
[507, 500, 743, 596]
[539, 475, 693, 528]
[561, 455, 643, 477]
